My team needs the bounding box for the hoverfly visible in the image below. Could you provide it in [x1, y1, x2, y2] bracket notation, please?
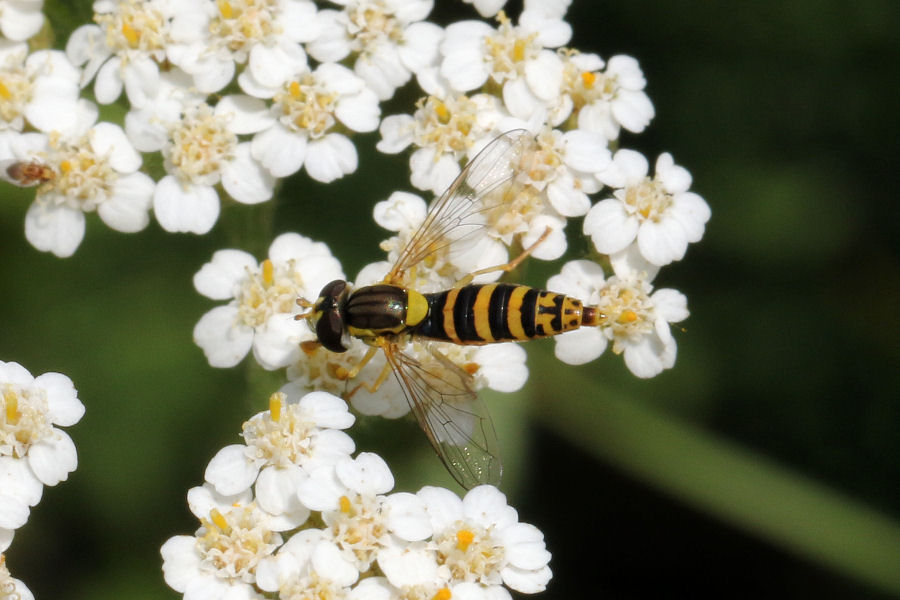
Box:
[298, 130, 606, 489]
[0, 159, 54, 187]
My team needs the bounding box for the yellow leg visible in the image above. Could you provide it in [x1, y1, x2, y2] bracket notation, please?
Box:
[345, 343, 393, 398]
[453, 226, 552, 287]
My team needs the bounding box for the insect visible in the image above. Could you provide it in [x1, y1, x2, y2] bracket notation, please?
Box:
[0, 159, 55, 187]
[297, 130, 607, 489]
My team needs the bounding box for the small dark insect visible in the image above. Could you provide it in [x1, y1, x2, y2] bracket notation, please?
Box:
[0, 159, 55, 187]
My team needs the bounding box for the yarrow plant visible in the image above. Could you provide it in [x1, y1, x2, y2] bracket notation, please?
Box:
[162, 389, 552, 600]
[0, 0, 711, 596]
[0, 360, 83, 598]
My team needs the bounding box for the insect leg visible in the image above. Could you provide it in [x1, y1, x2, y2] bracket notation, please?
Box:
[452, 226, 552, 287]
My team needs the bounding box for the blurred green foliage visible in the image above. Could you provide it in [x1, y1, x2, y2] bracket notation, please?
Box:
[1, 1, 899, 599]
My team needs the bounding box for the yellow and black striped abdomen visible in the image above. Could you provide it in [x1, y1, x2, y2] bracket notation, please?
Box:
[414, 283, 584, 345]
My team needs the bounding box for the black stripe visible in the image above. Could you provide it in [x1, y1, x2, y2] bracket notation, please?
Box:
[454, 285, 482, 342]
[417, 291, 448, 340]
[520, 288, 538, 338]
[488, 284, 514, 341]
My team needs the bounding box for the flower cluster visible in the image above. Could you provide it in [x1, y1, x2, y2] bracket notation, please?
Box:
[162, 389, 551, 600]
[0, 359, 83, 600]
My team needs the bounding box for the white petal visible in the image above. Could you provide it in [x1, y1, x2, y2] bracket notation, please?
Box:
[336, 88, 381, 133]
[33, 372, 83, 426]
[94, 56, 124, 104]
[204, 444, 260, 495]
[252, 314, 305, 370]
[122, 55, 161, 108]
[383, 492, 431, 541]
[472, 344, 528, 393]
[91, 122, 141, 173]
[252, 124, 307, 178]
[554, 327, 606, 365]
[583, 199, 637, 255]
[98, 172, 154, 232]
[335, 453, 394, 496]
[562, 129, 611, 173]
[652, 288, 689, 323]
[24, 200, 85, 258]
[0, 456, 42, 506]
[501, 564, 552, 594]
[216, 95, 276, 134]
[193, 251, 255, 301]
[376, 114, 415, 153]
[192, 305, 253, 368]
[27, 431, 78, 486]
[637, 218, 688, 266]
[670, 191, 711, 243]
[153, 176, 220, 234]
[161, 535, 201, 592]
[255, 465, 310, 528]
[312, 541, 359, 587]
[297, 391, 355, 430]
[0, 494, 29, 530]
[377, 544, 438, 588]
[221, 143, 275, 205]
[248, 42, 306, 90]
[462, 485, 517, 529]
[191, 55, 236, 94]
[304, 134, 358, 183]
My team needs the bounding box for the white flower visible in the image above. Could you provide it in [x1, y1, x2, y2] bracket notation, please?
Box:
[204, 390, 355, 527]
[307, 0, 443, 101]
[66, 0, 174, 107]
[152, 96, 276, 234]
[377, 93, 504, 194]
[418, 485, 552, 594]
[585, 149, 711, 266]
[0, 0, 44, 41]
[461, 0, 507, 18]
[168, 0, 316, 94]
[255, 530, 359, 599]
[297, 453, 397, 571]
[0, 554, 34, 600]
[250, 62, 380, 182]
[560, 52, 655, 138]
[160, 485, 280, 599]
[0, 361, 83, 534]
[439, 10, 570, 99]
[4, 122, 155, 257]
[548, 258, 689, 378]
[0, 47, 96, 138]
[193, 232, 344, 370]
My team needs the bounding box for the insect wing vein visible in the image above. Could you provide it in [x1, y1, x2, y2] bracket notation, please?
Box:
[383, 342, 502, 489]
[386, 130, 533, 284]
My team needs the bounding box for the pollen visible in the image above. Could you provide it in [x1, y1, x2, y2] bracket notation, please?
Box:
[617, 309, 638, 324]
[339, 495, 353, 514]
[581, 71, 597, 89]
[435, 101, 451, 124]
[0, 80, 11, 100]
[121, 22, 140, 47]
[432, 588, 452, 600]
[4, 392, 19, 424]
[261, 259, 274, 286]
[218, 0, 234, 19]
[268, 392, 283, 422]
[209, 508, 231, 532]
[463, 363, 480, 375]
[456, 529, 475, 550]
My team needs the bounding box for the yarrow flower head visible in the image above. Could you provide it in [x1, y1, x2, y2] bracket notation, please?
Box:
[167, 0, 317, 94]
[248, 61, 381, 183]
[2, 121, 155, 257]
[585, 149, 711, 266]
[163, 391, 552, 600]
[0, 361, 83, 539]
[307, 0, 443, 101]
[0, 554, 33, 600]
[193, 232, 344, 370]
[161, 484, 283, 599]
[204, 389, 355, 527]
[548, 256, 689, 377]
[66, 0, 177, 107]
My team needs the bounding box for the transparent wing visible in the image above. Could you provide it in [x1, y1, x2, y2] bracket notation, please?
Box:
[382, 342, 502, 489]
[386, 129, 534, 284]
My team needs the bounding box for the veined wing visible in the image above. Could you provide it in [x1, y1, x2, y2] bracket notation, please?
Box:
[382, 341, 502, 489]
[386, 130, 534, 284]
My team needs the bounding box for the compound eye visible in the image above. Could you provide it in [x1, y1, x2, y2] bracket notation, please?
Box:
[317, 308, 349, 352]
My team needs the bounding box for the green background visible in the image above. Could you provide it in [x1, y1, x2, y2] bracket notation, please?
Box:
[1, 1, 898, 598]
